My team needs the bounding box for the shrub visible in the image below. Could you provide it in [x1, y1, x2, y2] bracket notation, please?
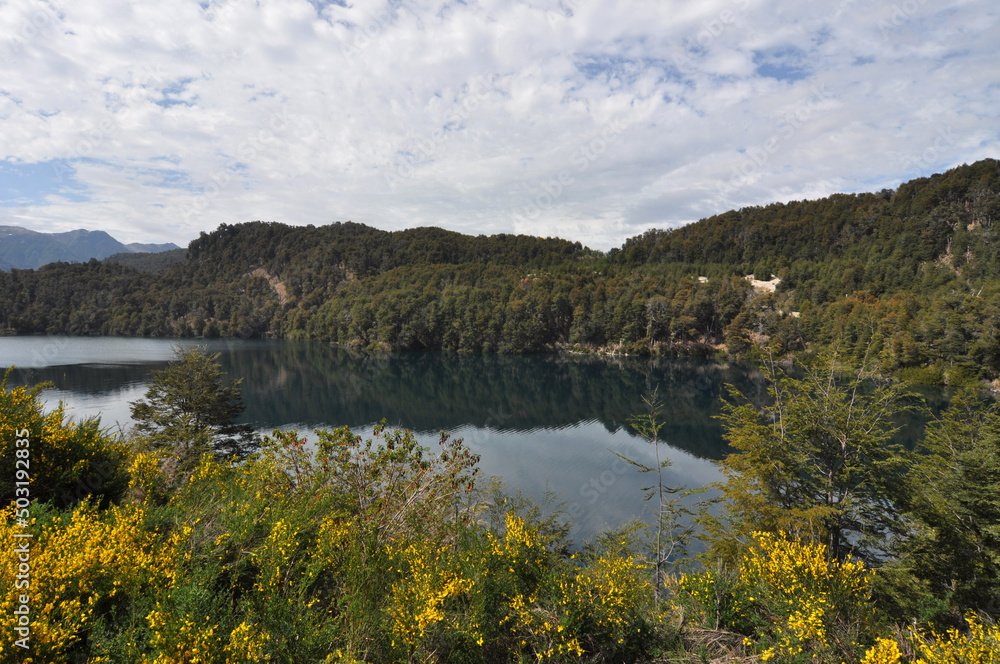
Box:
[0, 502, 177, 663]
[1, 369, 129, 508]
[676, 531, 878, 663]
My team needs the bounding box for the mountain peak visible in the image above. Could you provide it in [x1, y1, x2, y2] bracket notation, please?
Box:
[0, 227, 178, 270]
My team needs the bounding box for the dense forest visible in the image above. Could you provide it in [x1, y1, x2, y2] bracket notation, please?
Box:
[1, 159, 999, 386]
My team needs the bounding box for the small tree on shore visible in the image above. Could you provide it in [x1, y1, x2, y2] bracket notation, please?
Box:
[130, 346, 257, 474]
[617, 388, 695, 596]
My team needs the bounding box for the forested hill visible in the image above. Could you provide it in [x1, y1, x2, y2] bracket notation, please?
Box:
[615, 159, 999, 282]
[1, 159, 999, 385]
[188, 221, 586, 276]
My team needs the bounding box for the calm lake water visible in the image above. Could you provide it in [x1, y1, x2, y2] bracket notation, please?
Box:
[0, 336, 947, 543]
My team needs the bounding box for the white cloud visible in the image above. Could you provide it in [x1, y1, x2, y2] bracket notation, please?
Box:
[0, 0, 996, 249]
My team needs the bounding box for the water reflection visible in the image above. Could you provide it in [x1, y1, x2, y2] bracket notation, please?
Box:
[4, 337, 763, 459]
[0, 336, 950, 542]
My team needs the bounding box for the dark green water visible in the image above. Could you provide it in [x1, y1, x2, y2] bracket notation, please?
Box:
[0, 336, 948, 542]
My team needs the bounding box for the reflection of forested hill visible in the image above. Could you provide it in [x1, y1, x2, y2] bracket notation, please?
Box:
[5, 363, 167, 395]
[222, 345, 755, 459]
[1, 161, 999, 385]
[5, 344, 757, 459]
[6, 341, 946, 460]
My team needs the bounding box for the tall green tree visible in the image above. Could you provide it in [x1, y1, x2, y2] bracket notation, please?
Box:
[706, 352, 915, 564]
[900, 389, 1000, 618]
[130, 346, 257, 471]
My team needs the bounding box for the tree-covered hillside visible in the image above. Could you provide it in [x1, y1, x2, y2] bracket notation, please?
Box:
[615, 159, 999, 279]
[104, 248, 187, 273]
[1, 159, 999, 385]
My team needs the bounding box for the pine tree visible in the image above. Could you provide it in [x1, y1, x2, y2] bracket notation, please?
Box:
[130, 346, 257, 471]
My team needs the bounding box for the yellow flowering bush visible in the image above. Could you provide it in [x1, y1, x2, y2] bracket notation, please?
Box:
[487, 512, 547, 580]
[139, 603, 268, 664]
[910, 613, 1000, 663]
[189, 452, 231, 485]
[743, 532, 873, 661]
[554, 553, 652, 660]
[382, 512, 653, 663]
[307, 513, 355, 581]
[256, 518, 301, 594]
[500, 589, 585, 661]
[1, 371, 130, 507]
[0, 502, 176, 663]
[223, 621, 271, 663]
[861, 637, 903, 664]
[142, 607, 220, 664]
[128, 450, 168, 505]
[858, 614, 1000, 664]
[384, 512, 657, 663]
[387, 538, 476, 656]
[677, 531, 876, 663]
[481, 513, 552, 651]
[676, 569, 730, 627]
[383, 513, 548, 662]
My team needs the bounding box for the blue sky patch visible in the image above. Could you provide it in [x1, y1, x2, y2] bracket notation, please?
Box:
[753, 47, 811, 82]
[306, 0, 348, 21]
[140, 167, 192, 190]
[574, 55, 677, 86]
[306, 0, 348, 10]
[154, 78, 196, 108]
[101, 160, 194, 191]
[0, 160, 90, 207]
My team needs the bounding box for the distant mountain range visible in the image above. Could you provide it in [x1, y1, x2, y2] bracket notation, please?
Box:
[0, 226, 179, 270]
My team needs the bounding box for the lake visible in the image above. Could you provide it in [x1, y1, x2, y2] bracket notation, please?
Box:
[0, 336, 945, 544]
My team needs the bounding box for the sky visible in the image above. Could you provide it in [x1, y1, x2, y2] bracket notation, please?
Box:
[0, 0, 997, 251]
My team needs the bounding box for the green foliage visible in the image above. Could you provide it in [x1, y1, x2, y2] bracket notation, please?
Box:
[4, 355, 1000, 661]
[895, 389, 1000, 620]
[676, 532, 879, 663]
[0, 419, 666, 663]
[3, 161, 999, 377]
[619, 389, 696, 591]
[706, 353, 915, 564]
[129, 347, 257, 475]
[0, 367, 129, 508]
[262, 422, 481, 554]
[103, 247, 187, 273]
